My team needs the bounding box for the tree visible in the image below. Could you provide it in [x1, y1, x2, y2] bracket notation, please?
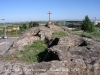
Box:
[81, 15, 95, 32]
[29, 21, 39, 28]
[23, 24, 27, 29]
[33, 22, 39, 27]
[29, 21, 33, 28]
[19, 25, 23, 30]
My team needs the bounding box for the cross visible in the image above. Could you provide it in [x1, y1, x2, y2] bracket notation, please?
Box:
[47, 11, 52, 22]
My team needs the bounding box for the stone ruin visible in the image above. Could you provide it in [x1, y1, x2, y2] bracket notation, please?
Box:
[0, 25, 100, 75]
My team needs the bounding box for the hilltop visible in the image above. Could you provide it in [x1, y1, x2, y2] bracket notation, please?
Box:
[0, 24, 100, 75]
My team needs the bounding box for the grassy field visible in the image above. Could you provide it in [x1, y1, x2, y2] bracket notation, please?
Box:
[80, 32, 100, 39]
[68, 28, 100, 41]
[52, 31, 67, 38]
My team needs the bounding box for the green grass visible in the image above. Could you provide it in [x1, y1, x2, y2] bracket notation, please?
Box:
[80, 32, 100, 39]
[0, 40, 47, 62]
[0, 30, 4, 35]
[72, 28, 81, 31]
[80, 32, 92, 38]
[16, 40, 47, 62]
[93, 32, 100, 38]
[52, 31, 67, 38]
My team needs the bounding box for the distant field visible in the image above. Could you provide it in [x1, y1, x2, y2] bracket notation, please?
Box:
[0, 24, 17, 27]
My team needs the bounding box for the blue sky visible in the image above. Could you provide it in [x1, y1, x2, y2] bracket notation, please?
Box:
[0, 0, 100, 22]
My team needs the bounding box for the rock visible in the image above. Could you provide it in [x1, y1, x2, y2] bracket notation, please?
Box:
[13, 36, 40, 50]
[1, 25, 100, 75]
[0, 60, 99, 75]
[38, 26, 54, 40]
[44, 35, 100, 75]
[7, 26, 64, 54]
[46, 22, 57, 28]
[47, 35, 100, 61]
[58, 35, 84, 46]
[61, 26, 68, 31]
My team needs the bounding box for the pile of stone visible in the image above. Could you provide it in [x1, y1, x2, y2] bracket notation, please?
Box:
[46, 22, 59, 29]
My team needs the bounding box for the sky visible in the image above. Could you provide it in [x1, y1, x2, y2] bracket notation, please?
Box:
[0, 0, 100, 22]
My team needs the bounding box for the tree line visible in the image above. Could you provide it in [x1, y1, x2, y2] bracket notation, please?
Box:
[20, 15, 97, 33]
[19, 21, 39, 31]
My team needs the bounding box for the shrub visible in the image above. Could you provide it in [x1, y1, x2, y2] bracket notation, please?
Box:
[33, 22, 39, 27]
[0, 30, 3, 35]
[22, 24, 27, 29]
[29, 22, 39, 28]
[81, 15, 95, 32]
[29, 21, 33, 28]
[54, 22, 58, 25]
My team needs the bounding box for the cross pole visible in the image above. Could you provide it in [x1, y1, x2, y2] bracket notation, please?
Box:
[47, 11, 52, 22]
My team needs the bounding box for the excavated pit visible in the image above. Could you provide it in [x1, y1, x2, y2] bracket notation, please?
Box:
[79, 40, 87, 46]
[38, 37, 89, 62]
[49, 38, 59, 47]
[43, 51, 60, 62]
[37, 38, 60, 62]
[38, 50, 60, 62]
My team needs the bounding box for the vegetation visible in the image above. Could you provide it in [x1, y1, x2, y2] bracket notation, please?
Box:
[1, 40, 47, 62]
[29, 21, 39, 28]
[22, 24, 27, 29]
[80, 32, 92, 38]
[54, 22, 61, 26]
[80, 32, 100, 39]
[81, 15, 95, 32]
[19, 24, 27, 30]
[29, 21, 33, 28]
[54, 22, 65, 26]
[52, 31, 67, 38]
[16, 40, 47, 62]
[0, 30, 4, 35]
[72, 28, 81, 31]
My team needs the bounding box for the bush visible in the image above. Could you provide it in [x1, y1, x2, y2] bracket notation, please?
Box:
[29, 22, 39, 28]
[33, 22, 39, 27]
[52, 31, 67, 38]
[22, 24, 27, 29]
[81, 15, 95, 32]
[54, 22, 58, 25]
[29, 21, 33, 28]
[0, 30, 3, 35]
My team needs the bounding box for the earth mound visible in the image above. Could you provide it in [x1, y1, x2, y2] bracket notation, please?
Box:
[0, 25, 100, 75]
